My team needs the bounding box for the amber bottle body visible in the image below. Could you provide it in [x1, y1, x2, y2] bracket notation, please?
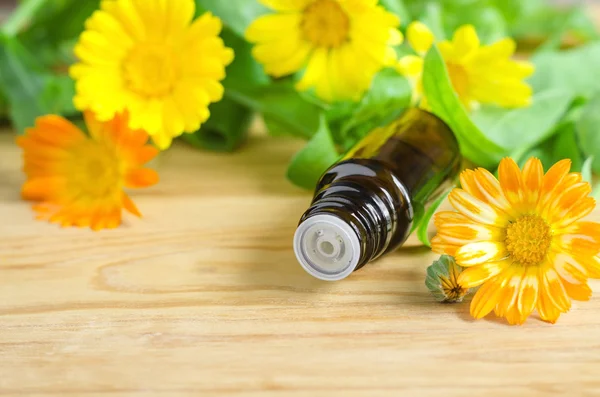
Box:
[293, 108, 462, 281]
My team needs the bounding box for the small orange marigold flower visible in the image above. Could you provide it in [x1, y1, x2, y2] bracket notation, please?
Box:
[17, 112, 159, 231]
[433, 157, 600, 325]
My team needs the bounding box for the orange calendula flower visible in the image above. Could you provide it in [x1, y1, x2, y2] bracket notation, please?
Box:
[17, 112, 159, 230]
[433, 157, 600, 325]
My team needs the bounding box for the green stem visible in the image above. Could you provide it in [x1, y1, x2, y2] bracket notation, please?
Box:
[2, 0, 47, 36]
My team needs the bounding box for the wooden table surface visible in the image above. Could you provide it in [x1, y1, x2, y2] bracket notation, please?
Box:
[1, 126, 600, 396]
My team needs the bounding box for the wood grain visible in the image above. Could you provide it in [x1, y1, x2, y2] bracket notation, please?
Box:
[1, 120, 600, 397]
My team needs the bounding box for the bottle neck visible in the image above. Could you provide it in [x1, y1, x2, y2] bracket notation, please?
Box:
[297, 163, 413, 276]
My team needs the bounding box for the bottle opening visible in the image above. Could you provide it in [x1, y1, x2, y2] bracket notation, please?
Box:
[293, 214, 361, 281]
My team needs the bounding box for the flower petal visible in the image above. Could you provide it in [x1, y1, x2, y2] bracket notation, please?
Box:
[562, 279, 592, 301]
[553, 197, 596, 229]
[433, 211, 471, 226]
[521, 157, 543, 210]
[546, 182, 592, 224]
[455, 241, 508, 267]
[407, 21, 434, 55]
[554, 253, 588, 285]
[457, 258, 511, 288]
[516, 266, 539, 324]
[537, 159, 571, 211]
[21, 177, 63, 201]
[557, 221, 600, 257]
[259, 0, 310, 11]
[472, 167, 517, 218]
[494, 268, 521, 318]
[245, 13, 301, 42]
[396, 55, 423, 78]
[448, 188, 508, 227]
[498, 157, 524, 209]
[436, 221, 504, 246]
[296, 47, 328, 92]
[125, 168, 160, 188]
[122, 192, 142, 217]
[542, 267, 571, 312]
[451, 24, 480, 58]
[470, 276, 504, 319]
[588, 256, 600, 278]
[431, 235, 460, 256]
[459, 169, 487, 202]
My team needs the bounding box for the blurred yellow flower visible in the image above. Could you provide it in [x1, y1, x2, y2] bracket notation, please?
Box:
[433, 158, 600, 325]
[397, 22, 535, 110]
[17, 112, 159, 231]
[70, 0, 234, 149]
[246, 0, 402, 102]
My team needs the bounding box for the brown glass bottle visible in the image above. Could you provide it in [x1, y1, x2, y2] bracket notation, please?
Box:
[293, 108, 462, 281]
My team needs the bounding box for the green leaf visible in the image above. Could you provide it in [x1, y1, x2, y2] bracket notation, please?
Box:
[422, 45, 505, 168]
[286, 116, 340, 190]
[18, 0, 100, 44]
[593, 185, 600, 201]
[418, 2, 445, 40]
[40, 75, 77, 115]
[417, 190, 449, 247]
[490, 0, 537, 26]
[262, 116, 291, 137]
[0, 35, 46, 133]
[551, 124, 583, 172]
[219, 27, 322, 140]
[512, 4, 598, 47]
[221, 27, 270, 89]
[582, 156, 594, 185]
[226, 81, 322, 140]
[470, 89, 574, 153]
[0, 34, 77, 133]
[195, 0, 268, 37]
[444, 4, 508, 43]
[530, 43, 600, 99]
[512, 144, 553, 170]
[576, 93, 600, 173]
[181, 96, 253, 152]
[13, 0, 99, 71]
[336, 69, 411, 150]
[2, 0, 48, 36]
[0, 91, 8, 119]
[379, 0, 410, 24]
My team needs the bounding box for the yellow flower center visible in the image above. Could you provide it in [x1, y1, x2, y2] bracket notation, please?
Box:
[446, 62, 470, 99]
[505, 215, 552, 266]
[69, 141, 121, 199]
[301, 0, 349, 48]
[123, 44, 179, 97]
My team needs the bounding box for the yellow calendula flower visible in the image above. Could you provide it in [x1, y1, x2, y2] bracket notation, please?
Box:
[17, 112, 159, 231]
[397, 22, 535, 110]
[245, 0, 402, 102]
[70, 0, 234, 149]
[432, 158, 600, 325]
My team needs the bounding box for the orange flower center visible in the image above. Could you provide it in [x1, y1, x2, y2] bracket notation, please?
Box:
[69, 141, 121, 199]
[301, 0, 349, 48]
[446, 62, 470, 99]
[505, 215, 552, 266]
[124, 44, 179, 97]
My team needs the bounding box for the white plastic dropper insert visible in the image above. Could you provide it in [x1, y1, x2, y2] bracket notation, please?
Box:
[293, 214, 361, 281]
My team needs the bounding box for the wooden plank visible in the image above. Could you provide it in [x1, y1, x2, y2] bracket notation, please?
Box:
[1, 128, 600, 396]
